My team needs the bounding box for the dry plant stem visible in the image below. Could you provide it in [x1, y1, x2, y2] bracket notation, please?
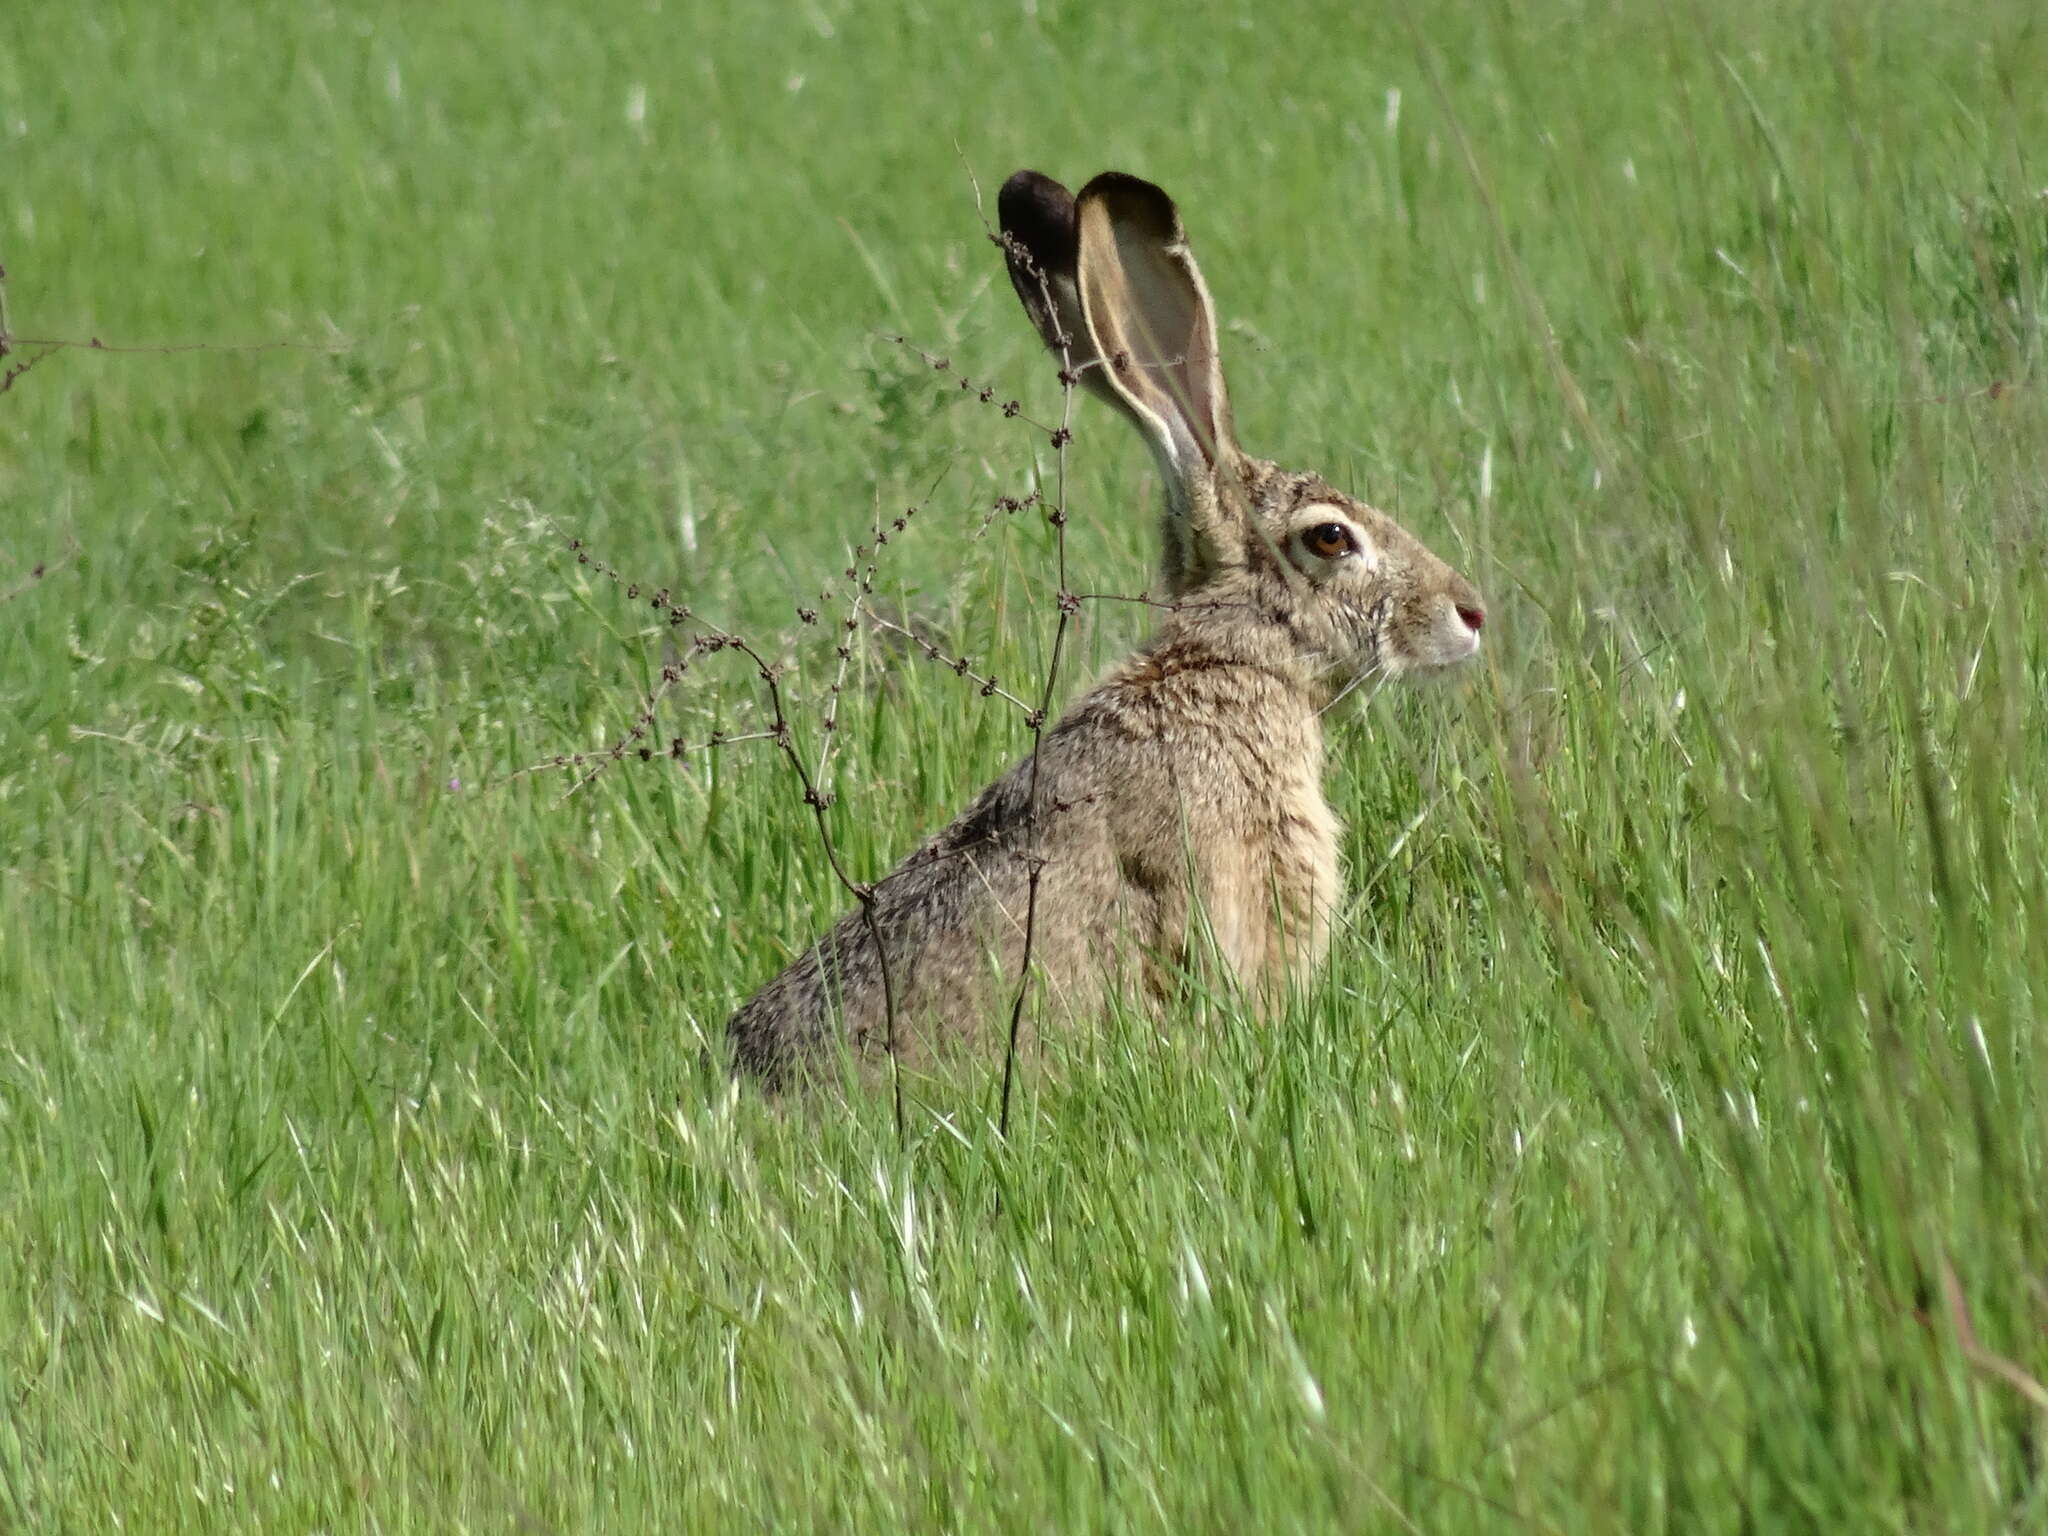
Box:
[796, 482, 954, 1140]
[973, 489, 1044, 540]
[0, 257, 51, 396]
[560, 659, 699, 798]
[811, 516, 893, 787]
[528, 532, 937, 1146]
[505, 537, 748, 796]
[0, 346, 56, 398]
[997, 246, 1080, 1139]
[502, 728, 776, 791]
[1070, 590, 1170, 610]
[526, 534, 911, 1139]
[5, 333, 344, 357]
[0, 539, 80, 604]
[860, 611, 1036, 715]
[885, 333, 1061, 436]
[814, 472, 945, 785]
[812, 592, 869, 785]
[0, 264, 335, 397]
[732, 635, 908, 1140]
[1936, 1257, 2048, 1412]
[2, 336, 333, 403]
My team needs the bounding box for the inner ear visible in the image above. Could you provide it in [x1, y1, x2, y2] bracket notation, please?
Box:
[1073, 174, 1239, 475]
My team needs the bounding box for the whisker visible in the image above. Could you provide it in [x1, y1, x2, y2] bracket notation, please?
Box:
[1319, 662, 1386, 717]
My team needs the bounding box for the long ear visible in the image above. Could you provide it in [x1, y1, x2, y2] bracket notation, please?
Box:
[1001, 171, 1245, 589]
[1072, 172, 1240, 491]
[998, 170, 1130, 420]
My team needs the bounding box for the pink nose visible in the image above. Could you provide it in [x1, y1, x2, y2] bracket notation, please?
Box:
[1455, 603, 1485, 632]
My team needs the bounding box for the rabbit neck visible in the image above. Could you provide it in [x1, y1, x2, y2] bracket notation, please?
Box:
[1152, 577, 1350, 715]
[1133, 610, 1336, 736]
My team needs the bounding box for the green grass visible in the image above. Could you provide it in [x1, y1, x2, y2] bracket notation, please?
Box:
[5, 0, 2047, 1528]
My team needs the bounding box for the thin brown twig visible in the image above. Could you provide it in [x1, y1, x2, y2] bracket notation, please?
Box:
[1939, 1257, 2048, 1413]
[813, 545, 882, 785]
[883, 333, 1063, 436]
[5, 334, 347, 357]
[556, 654, 702, 798]
[0, 260, 342, 398]
[0, 345, 57, 398]
[726, 631, 909, 1140]
[566, 523, 930, 1134]
[0, 257, 344, 401]
[493, 539, 735, 795]
[501, 727, 777, 792]
[972, 488, 1044, 539]
[1905, 377, 2028, 405]
[815, 465, 950, 784]
[994, 229, 1081, 1139]
[861, 611, 1036, 715]
[534, 526, 922, 1138]
[0, 538, 80, 604]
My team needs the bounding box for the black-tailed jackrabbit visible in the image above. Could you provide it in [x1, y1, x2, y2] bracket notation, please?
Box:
[729, 170, 1483, 1084]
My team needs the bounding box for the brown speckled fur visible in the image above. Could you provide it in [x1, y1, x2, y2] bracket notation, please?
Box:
[727, 171, 1483, 1086]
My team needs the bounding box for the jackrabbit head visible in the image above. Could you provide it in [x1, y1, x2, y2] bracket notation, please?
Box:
[998, 170, 1484, 697]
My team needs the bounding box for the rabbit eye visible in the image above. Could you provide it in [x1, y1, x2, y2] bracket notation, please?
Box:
[1303, 522, 1356, 559]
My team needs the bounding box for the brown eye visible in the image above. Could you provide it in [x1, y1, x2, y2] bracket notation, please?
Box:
[1304, 522, 1355, 559]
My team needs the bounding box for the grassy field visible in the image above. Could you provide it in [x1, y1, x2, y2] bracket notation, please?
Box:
[5, 0, 2047, 1528]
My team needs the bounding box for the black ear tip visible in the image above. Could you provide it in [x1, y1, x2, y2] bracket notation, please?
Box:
[999, 168, 1063, 204]
[999, 169, 1070, 213]
[998, 170, 1078, 259]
